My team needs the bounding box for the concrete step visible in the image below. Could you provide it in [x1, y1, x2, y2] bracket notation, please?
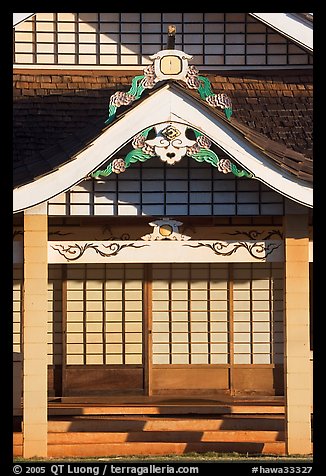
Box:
[47, 441, 286, 457]
[48, 415, 285, 432]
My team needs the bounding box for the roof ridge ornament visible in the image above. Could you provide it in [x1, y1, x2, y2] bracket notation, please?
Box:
[166, 24, 177, 50]
[105, 44, 233, 124]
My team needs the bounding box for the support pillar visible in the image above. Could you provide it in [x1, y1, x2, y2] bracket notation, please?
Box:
[283, 212, 312, 455]
[23, 203, 48, 458]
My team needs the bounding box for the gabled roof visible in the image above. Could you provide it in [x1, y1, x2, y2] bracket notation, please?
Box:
[13, 69, 313, 176]
[182, 84, 312, 183]
[13, 81, 312, 213]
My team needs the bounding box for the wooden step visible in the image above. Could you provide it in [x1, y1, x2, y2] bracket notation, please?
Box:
[14, 443, 288, 458]
[47, 430, 284, 444]
[56, 396, 285, 404]
[48, 404, 285, 416]
[47, 441, 286, 457]
[48, 415, 285, 432]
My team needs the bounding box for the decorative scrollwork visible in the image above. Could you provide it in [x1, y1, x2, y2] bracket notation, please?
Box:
[98, 226, 131, 241]
[51, 242, 148, 261]
[225, 230, 283, 240]
[48, 231, 73, 237]
[184, 241, 282, 260]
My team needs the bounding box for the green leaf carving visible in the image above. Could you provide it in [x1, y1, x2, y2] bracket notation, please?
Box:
[189, 147, 253, 178]
[230, 163, 253, 178]
[104, 75, 147, 125]
[224, 107, 233, 120]
[124, 149, 154, 167]
[190, 148, 219, 167]
[140, 126, 155, 139]
[128, 75, 145, 97]
[105, 104, 118, 125]
[91, 162, 113, 178]
[197, 76, 214, 99]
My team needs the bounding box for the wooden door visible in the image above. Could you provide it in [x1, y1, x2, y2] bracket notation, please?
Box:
[149, 263, 284, 396]
[150, 263, 231, 394]
[62, 263, 146, 396]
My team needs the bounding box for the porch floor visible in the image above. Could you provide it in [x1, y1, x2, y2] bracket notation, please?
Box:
[46, 394, 285, 416]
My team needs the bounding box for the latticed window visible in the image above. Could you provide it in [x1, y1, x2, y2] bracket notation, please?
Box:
[48, 159, 285, 217]
[14, 12, 312, 68]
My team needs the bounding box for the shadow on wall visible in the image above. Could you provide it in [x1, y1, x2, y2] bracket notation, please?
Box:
[13, 352, 22, 416]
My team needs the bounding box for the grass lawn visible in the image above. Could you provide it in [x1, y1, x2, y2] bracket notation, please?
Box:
[13, 452, 313, 463]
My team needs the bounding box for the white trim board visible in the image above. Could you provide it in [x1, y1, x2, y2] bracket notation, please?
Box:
[13, 240, 314, 264]
[13, 84, 312, 212]
[13, 13, 35, 26]
[48, 240, 284, 263]
[250, 13, 313, 53]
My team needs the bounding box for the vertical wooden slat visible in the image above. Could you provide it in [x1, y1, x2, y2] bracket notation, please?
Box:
[269, 263, 274, 364]
[122, 265, 126, 365]
[61, 265, 67, 397]
[228, 263, 235, 396]
[31, 14, 37, 64]
[188, 265, 192, 365]
[53, 13, 58, 65]
[144, 264, 152, 395]
[82, 265, 87, 365]
[207, 264, 211, 364]
[249, 264, 254, 364]
[103, 264, 107, 365]
[168, 265, 173, 364]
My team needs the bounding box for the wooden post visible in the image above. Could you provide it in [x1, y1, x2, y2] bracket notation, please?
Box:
[23, 203, 48, 458]
[283, 212, 312, 455]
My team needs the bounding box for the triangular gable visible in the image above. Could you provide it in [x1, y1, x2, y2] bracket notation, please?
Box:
[13, 82, 312, 212]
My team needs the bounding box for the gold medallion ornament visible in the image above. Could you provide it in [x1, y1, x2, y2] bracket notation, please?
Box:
[161, 125, 181, 141]
[159, 224, 173, 237]
[141, 219, 191, 241]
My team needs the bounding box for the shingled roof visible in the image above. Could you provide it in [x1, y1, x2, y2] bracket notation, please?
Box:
[13, 69, 313, 188]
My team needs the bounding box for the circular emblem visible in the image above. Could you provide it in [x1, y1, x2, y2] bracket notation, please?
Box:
[159, 225, 173, 237]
